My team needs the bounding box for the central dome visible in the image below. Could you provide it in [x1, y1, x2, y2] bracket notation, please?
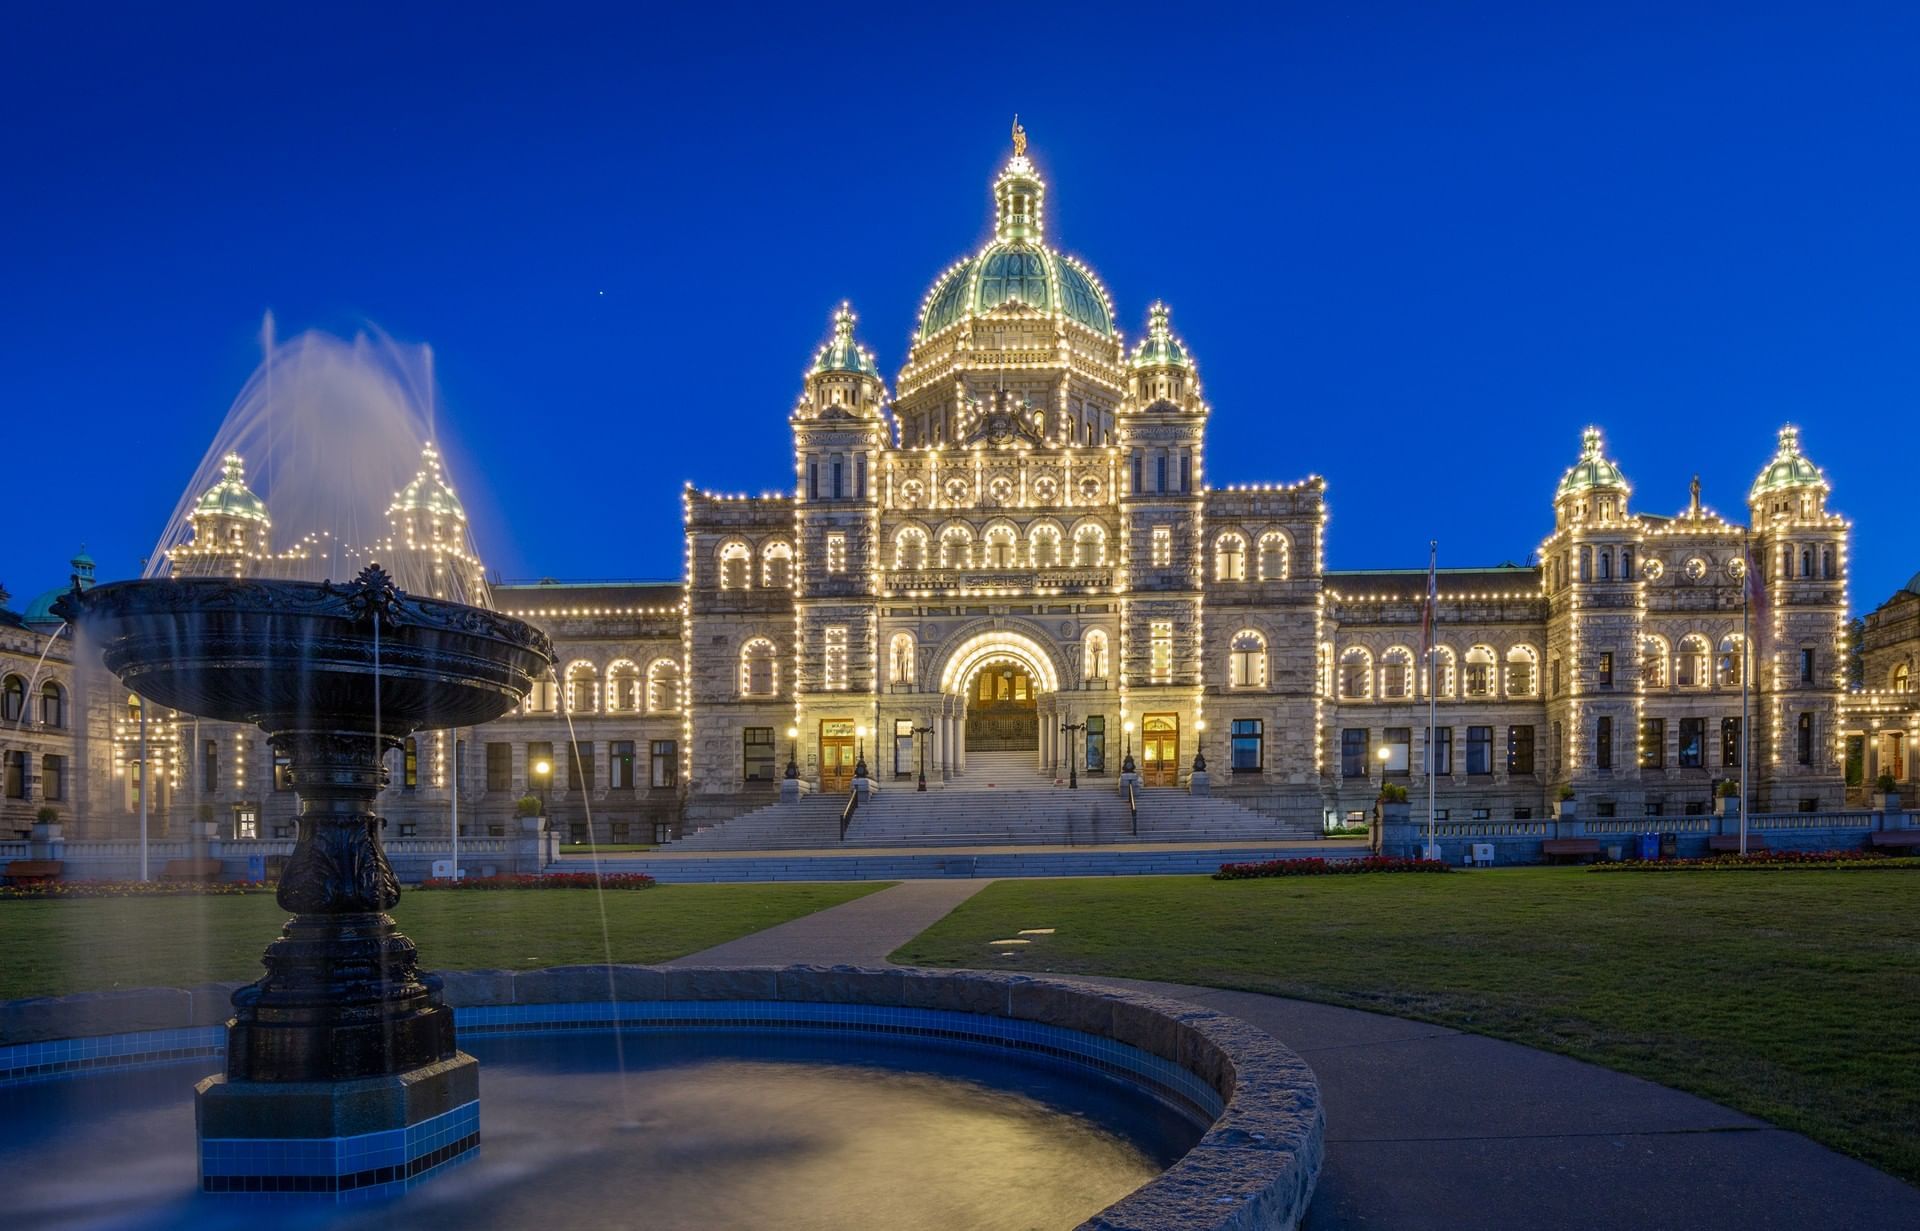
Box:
[917, 127, 1115, 340]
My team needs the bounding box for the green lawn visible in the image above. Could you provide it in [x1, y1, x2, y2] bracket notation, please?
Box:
[891, 869, 1920, 1184]
[0, 882, 889, 1000]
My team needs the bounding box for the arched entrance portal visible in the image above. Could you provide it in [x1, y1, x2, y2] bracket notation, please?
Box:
[966, 662, 1038, 751]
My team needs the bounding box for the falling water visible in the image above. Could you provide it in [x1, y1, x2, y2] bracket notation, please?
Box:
[9, 621, 66, 732]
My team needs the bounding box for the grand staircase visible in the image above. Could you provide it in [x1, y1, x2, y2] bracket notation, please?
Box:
[660, 753, 1322, 852]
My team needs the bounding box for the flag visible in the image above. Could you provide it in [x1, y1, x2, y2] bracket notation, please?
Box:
[1422, 543, 1437, 684]
[1745, 544, 1768, 646]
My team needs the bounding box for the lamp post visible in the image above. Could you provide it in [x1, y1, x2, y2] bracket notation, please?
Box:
[1122, 719, 1136, 775]
[914, 718, 933, 791]
[1194, 717, 1208, 776]
[1377, 744, 1392, 780]
[533, 758, 551, 820]
[854, 724, 868, 781]
[1059, 716, 1085, 788]
[784, 725, 800, 780]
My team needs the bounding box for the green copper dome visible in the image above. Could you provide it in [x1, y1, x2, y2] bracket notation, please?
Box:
[390, 443, 467, 521]
[1130, 302, 1192, 369]
[1556, 427, 1628, 497]
[809, 303, 880, 378]
[192, 453, 270, 524]
[917, 140, 1115, 340]
[1748, 425, 1826, 501]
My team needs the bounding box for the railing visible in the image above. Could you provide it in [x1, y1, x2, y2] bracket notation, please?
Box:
[1431, 821, 1550, 838]
[1747, 811, 1878, 830]
[1125, 780, 1138, 837]
[1583, 818, 1712, 834]
[886, 566, 1115, 593]
[840, 789, 859, 842]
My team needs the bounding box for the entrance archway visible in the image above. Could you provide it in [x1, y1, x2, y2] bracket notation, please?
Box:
[966, 662, 1038, 751]
[933, 630, 1062, 776]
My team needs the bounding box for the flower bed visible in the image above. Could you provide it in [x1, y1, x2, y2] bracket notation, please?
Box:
[0, 880, 272, 900]
[1589, 850, 1920, 873]
[417, 872, 657, 890]
[1215, 855, 1450, 880]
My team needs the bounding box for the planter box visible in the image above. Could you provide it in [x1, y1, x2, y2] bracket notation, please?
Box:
[1555, 801, 1576, 820]
[1715, 798, 1740, 818]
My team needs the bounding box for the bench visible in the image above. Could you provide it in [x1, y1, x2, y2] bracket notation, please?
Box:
[2, 859, 64, 886]
[159, 857, 225, 882]
[1707, 834, 1769, 853]
[1541, 838, 1602, 863]
[1867, 830, 1920, 850]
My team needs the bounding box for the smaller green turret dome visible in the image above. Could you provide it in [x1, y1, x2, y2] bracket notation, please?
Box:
[192, 453, 270, 525]
[1556, 427, 1628, 498]
[390, 442, 467, 521]
[1130, 302, 1192, 369]
[1748, 425, 1826, 501]
[809, 303, 879, 378]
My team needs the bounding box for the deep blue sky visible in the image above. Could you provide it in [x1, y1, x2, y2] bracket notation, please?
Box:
[4, 3, 1916, 609]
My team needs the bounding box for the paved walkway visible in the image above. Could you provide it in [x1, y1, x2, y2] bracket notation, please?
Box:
[673, 880, 1920, 1231]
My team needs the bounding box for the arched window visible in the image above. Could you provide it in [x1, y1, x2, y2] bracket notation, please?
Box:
[1717, 634, 1746, 688]
[718, 540, 751, 590]
[1598, 551, 1611, 581]
[894, 526, 928, 570]
[1463, 645, 1496, 698]
[1317, 643, 1333, 697]
[1578, 547, 1592, 581]
[1072, 523, 1106, 566]
[1228, 629, 1268, 689]
[762, 541, 793, 588]
[984, 523, 1018, 569]
[39, 681, 64, 728]
[1083, 629, 1110, 682]
[1676, 635, 1710, 688]
[606, 660, 641, 713]
[940, 525, 973, 569]
[889, 632, 916, 686]
[1426, 646, 1457, 698]
[564, 661, 598, 713]
[1800, 548, 1813, 578]
[1380, 647, 1414, 699]
[1029, 523, 1062, 568]
[1339, 647, 1374, 700]
[527, 677, 556, 713]
[1641, 635, 1669, 688]
[739, 639, 778, 697]
[1257, 532, 1290, 581]
[0, 675, 22, 723]
[1894, 663, 1912, 693]
[1504, 646, 1538, 697]
[646, 658, 682, 713]
[1620, 546, 1633, 578]
[1214, 533, 1247, 582]
[1821, 547, 1834, 579]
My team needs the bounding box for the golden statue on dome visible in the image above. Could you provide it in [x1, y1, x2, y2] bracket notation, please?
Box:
[1011, 114, 1027, 157]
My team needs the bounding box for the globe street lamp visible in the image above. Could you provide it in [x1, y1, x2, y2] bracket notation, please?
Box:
[1059, 715, 1085, 789]
[533, 758, 551, 812]
[785, 725, 800, 780]
[1122, 719, 1136, 775]
[854, 723, 868, 780]
[914, 717, 933, 791]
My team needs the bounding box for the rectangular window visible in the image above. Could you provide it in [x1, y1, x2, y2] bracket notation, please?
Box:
[1180, 454, 1191, 493]
[1639, 718, 1665, 769]
[610, 820, 631, 843]
[41, 755, 64, 801]
[1678, 717, 1706, 769]
[486, 742, 512, 792]
[1597, 651, 1614, 689]
[401, 739, 418, 790]
[1596, 799, 1617, 817]
[1131, 454, 1143, 494]
[1384, 727, 1410, 774]
[1156, 455, 1167, 492]
[273, 749, 292, 792]
[1341, 728, 1370, 778]
[528, 740, 554, 793]
[1085, 716, 1106, 772]
[610, 740, 636, 789]
[1596, 716, 1613, 770]
[824, 626, 849, 691]
[236, 807, 258, 840]
[856, 457, 866, 500]
[203, 739, 219, 792]
[651, 740, 678, 788]
[1797, 712, 1814, 765]
[808, 462, 819, 500]
[1151, 526, 1172, 567]
[1800, 648, 1815, 683]
[744, 727, 776, 782]
[826, 533, 847, 574]
[1551, 721, 1564, 774]
[832, 460, 843, 499]
[6, 750, 28, 799]
[1466, 726, 1492, 775]
[1150, 621, 1173, 684]
[1722, 718, 1741, 768]
[1506, 726, 1535, 775]
[1645, 801, 1665, 817]
[1231, 719, 1264, 774]
[569, 741, 594, 793]
[1426, 727, 1453, 775]
[1472, 807, 1491, 821]
[1550, 658, 1562, 697]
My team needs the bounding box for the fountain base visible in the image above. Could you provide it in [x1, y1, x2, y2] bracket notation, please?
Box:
[196, 1052, 480, 1196]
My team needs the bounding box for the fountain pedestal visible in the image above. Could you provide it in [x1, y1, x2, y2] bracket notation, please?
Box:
[57, 567, 552, 1199]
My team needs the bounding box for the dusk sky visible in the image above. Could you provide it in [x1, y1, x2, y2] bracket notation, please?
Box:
[3, 3, 1916, 607]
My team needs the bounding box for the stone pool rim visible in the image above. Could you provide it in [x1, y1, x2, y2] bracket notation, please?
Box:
[0, 965, 1324, 1231]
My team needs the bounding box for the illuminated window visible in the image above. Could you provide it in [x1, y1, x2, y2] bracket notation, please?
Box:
[0, 676, 21, 723]
[1639, 717, 1665, 769]
[718, 540, 751, 589]
[894, 527, 928, 570]
[1426, 646, 1456, 698]
[1228, 629, 1267, 689]
[940, 526, 973, 568]
[39, 682, 64, 728]
[1214, 533, 1246, 581]
[1073, 523, 1107, 566]
[826, 534, 847, 574]
[1340, 647, 1374, 700]
[564, 661, 598, 713]
[526, 677, 556, 713]
[1257, 532, 1289, 581]
[740, 639, 778, 697]
[1150, 621, 1173, 683]
[1641, 635, 1669, 688]
[1504, 646, 1537, 697]
[1380, 647, 1413, 699]
[1718, 635, 1746, 688]
[606, 660, 641, 713]
[762, 541, 793, 587]
[984, 524, 1017, 568]
[1895, 663, 1912, 693]
[824, 627, 849, 691]
[1675, 635, 1709, 688]
[645, 658, 681, 713]
[1463, 646, 1495, 697]
[1151, 526, 1171, 567]
[1030, 524, 1061, 567]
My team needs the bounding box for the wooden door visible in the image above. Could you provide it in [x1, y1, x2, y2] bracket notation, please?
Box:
[820, 719, 856, 792]
[1142, 714, 1178, 786]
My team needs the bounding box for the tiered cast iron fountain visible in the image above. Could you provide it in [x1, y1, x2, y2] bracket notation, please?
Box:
[57, 565, 552, 1195]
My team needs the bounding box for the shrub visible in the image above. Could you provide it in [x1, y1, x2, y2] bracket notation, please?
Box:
[0, 880, 272, 900]
[515, 795, 543, 818]
[1717, 780, 1740, 798]
[417, 872, 656, 891]
[1588, 850, 1917, 873]
[33, 806, 59, 826]
[1216, 855, 1449, 880]
[1556, 784, 1576, 802]
[1377, 783, 1409, 804]
[1875, 773, 1898, 794]
[196, 803, 216, 823]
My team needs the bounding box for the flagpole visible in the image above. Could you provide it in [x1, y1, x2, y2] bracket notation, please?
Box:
[1427, 540, 1439, 861]
[1740, 536, 1751, 856]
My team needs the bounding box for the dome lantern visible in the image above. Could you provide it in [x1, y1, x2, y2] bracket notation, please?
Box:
[1748, 424, 1828, 507]
[1556, 427, 1629, 499]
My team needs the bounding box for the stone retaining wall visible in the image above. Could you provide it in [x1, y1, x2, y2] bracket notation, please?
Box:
[0, 965, 1323, 1231]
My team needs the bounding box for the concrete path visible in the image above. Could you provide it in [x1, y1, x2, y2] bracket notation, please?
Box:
[672, 881, 1920, 1230]
[665, 878, 994, 967]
